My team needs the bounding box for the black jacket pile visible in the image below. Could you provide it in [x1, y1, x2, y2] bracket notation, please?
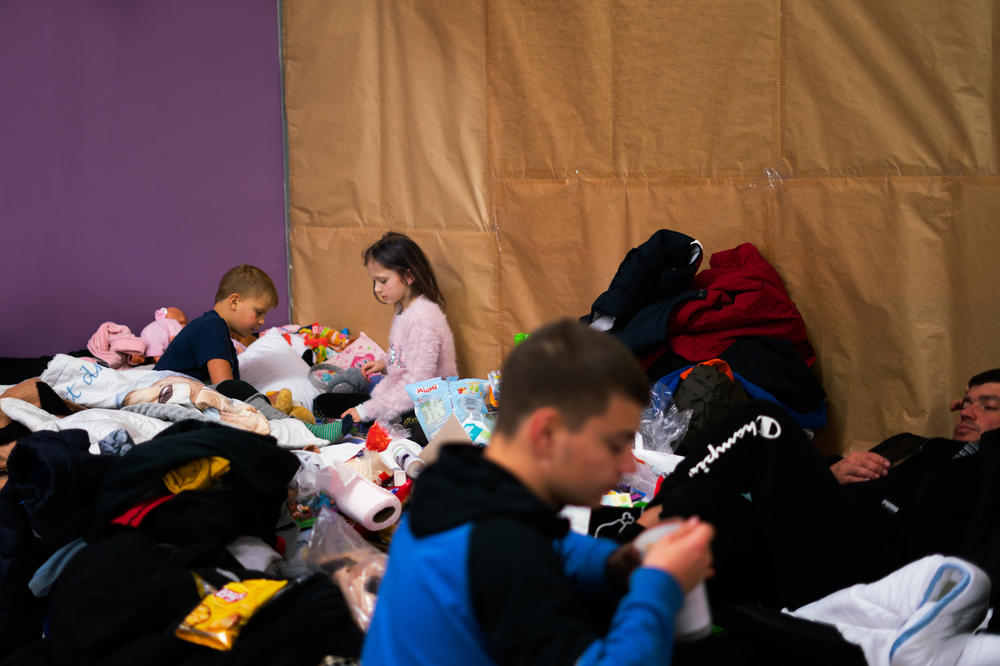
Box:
[0, 420, 363, 665]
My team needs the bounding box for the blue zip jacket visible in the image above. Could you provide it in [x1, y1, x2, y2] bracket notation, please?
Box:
[362, 445, 684, 665]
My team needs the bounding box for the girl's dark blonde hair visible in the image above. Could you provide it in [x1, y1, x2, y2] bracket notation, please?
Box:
[363, 232, 445, 308]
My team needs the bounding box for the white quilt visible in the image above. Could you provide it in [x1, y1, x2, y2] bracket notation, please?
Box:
[2, 397, 170, 452]
[2, 396, 328, 453]
[11, 355, 330, 450]
[40, 354, 180, 408]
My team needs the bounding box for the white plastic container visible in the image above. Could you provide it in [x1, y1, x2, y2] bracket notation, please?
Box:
[380, 438, 426, 479]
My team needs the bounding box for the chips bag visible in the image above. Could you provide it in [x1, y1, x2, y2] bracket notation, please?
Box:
[175, 578, 288, 651]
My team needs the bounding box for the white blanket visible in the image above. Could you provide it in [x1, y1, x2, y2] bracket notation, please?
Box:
[21, 353, 330, 449]
[2, 397, 170, 451]
[790, 555, 1000, 666]
[39, 355, 272, 433]
[2, 398, 326, 453]
[41, 354, 183, 408]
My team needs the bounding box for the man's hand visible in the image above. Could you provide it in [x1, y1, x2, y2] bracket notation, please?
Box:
[605, 542, 642, 593]
[637, 505, 664, 529]
[830, 450, 891, 484]
[641, 517, 715, 593]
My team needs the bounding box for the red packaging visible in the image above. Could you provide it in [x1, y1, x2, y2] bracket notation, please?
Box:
[365, 422, 391, 452]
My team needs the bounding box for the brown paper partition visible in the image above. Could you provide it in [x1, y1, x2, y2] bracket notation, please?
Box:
[783, 1, 996, 176]
[486, 0, 779, 177]
[771, 176, 1000, 447]
[282, 0, 490, 230]
[282, 0, 999, 453]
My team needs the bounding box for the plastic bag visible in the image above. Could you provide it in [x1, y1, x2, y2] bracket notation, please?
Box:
[449, 378, 492, 444]
[406, 376, 495, 443]
[621, 455, 661, 499]
[287, 450, 334, 528]
[640, 382, 691, 454]
[304, 507, 387, 631]
[405, 377, 453, 439]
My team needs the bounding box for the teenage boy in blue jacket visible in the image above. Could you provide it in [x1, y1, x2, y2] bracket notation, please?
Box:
[363, 319, 714, 665]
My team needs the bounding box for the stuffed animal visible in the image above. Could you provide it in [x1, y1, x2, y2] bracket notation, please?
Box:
[309, 363, 367, 394]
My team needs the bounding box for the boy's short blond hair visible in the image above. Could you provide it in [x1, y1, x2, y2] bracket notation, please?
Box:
[214, 264, 279, 308]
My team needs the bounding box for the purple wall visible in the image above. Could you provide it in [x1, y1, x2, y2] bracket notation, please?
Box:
[0, 0, 288, 358]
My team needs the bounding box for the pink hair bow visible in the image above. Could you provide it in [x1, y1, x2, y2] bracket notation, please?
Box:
[154, 307, 168, 321]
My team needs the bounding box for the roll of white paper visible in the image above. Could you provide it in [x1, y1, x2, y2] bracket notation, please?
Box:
[328, 460, 402, 531]
[635, 523, 713, 641]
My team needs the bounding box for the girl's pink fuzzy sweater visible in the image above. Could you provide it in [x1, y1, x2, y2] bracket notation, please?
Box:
[356, 295, 458, 423]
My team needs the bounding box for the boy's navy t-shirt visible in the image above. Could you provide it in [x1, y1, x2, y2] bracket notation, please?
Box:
[154, 310, 239, 383]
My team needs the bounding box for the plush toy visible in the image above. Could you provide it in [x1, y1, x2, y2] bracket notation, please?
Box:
[265, 388, 317, 424]
[298, 324, 352, 364]
[140, 307, 188, 362]
[309, 363, 367, 394]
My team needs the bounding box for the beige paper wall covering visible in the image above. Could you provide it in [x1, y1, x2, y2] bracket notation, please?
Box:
[282, 0, 999, 453]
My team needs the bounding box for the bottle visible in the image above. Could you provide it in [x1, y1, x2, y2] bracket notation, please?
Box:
[380, 439, 426, 479]
[395, 450, 426, 479]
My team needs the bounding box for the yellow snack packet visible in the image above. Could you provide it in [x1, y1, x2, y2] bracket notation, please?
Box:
[175, 578, 288, 651]
[163, 456, 231, 494]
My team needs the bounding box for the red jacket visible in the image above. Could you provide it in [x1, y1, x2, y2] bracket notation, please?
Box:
[667, 243, 815, 365]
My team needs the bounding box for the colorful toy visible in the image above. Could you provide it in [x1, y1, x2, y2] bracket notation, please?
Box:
[297, 323, 353, 364]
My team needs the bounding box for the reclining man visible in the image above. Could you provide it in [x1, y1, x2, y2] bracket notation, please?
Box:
[641, 369, 1000, 629]
[829, 369, 1000, 483]
[363, 319, 715, 665]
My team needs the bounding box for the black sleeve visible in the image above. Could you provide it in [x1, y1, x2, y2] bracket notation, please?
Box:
[468, 517, 601, 665]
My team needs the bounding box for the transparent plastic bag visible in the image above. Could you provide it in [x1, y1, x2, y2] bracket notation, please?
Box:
[382, 421, 411, 441]
[303, 507, 387, 631]
[344, 447, 382, 482]
[287, 450, 334, 529]
[640, 382, 691, 454]
[290, 450, 333, 498]
[621, 456, 661, 498]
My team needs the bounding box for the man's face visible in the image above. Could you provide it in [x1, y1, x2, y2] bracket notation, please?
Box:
[549, 394, 642, 507]
[952, 382, 1000, 442]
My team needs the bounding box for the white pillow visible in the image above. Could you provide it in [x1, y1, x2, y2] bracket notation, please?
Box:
[238, 328, 320, 407]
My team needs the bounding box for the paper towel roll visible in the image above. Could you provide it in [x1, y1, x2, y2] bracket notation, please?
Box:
[329, 460, 402, 531]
